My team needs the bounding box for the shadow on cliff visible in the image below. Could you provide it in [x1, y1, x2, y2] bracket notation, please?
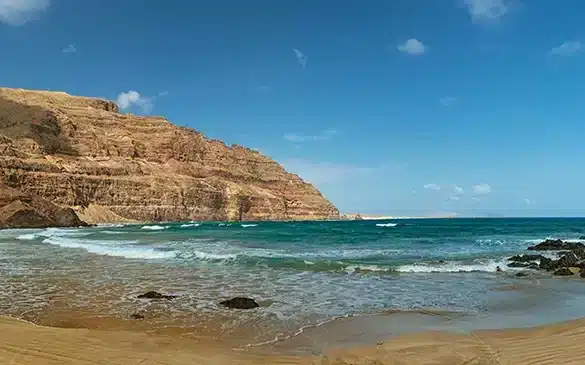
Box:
[0, 97, 77, 155]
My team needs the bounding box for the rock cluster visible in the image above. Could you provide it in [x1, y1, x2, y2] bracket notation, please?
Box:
[508, 239, 585, 277]
[0, 87, 339, 225]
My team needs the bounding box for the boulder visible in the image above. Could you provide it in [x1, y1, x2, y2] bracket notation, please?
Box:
[508, 254, 546, 262]
[580, 269, 585, 278]
[507, 262, 530, 268]
[573, 249, 585, 260]
[557, 252, 578, 268]
[528, 239, 584, 251]
[553, 267, 574, 276]
[539, 257, 556, 271]
[137, 291, 176, 300]
[219, 297, 260, 309]
[130, 313, 145, 320]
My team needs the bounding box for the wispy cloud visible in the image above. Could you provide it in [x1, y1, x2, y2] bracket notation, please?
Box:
[397, 38, 426, 55]
[292, 48, 308, 68]
[463, 0, 512, 23]
[523, 198, 531, 205]
[449, 195, 461, 201]
[424, 183, 441, 191]
[282, 159, 380, 185]
[439, 96, 457, 107]
[453, 185, 464, 194]
[284, 130, 337, 143]
[472, 183, 492, 195]
[548, 41, 582, 57]
[61, 44, 77, 53]
[0, 0, 50, 25]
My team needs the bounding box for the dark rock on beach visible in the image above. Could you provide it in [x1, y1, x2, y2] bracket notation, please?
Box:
[219, 297, 260, 309]
[137, 291, 176, 300]
[508, 262, 531, 268]
[580, 269, 585, 278]
[130, 313, 145, 320]
[508, 254, 547, 262]
[558, 252, 578, 268]
[528, 239, 584, 251]
[553, 267, 574, 276]
[539, 257, 556, 271]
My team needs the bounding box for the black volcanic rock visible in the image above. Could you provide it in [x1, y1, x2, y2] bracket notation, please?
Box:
[137, 291, 176, 300]
[219, 297, 260, 309]
[557, 252, 578, 268]
[508, 254, 547, 262]
[528, 239, 584, 251]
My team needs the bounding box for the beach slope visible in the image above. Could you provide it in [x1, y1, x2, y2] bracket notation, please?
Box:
[2, 315, 585, 365]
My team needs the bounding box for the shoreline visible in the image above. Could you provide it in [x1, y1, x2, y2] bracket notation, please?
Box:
[2, 312, 585, 364]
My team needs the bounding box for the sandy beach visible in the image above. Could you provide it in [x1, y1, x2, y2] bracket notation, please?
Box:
[2, 313, 585, 364]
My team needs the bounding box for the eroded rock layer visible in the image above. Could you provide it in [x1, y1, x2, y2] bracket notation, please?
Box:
[0, 88, 339, 223]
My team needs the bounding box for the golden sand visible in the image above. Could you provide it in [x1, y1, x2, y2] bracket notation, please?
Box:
[2, 314, 585, 364]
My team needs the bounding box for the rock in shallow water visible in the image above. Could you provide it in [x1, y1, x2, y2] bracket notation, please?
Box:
[219, 297, 260, 309]
[137, 291, 176, 300]
[508, 254, 546, 262]
[528, 239, 584, 251]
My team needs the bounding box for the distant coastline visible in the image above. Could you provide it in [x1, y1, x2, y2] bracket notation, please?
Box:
[340, 213, 458, 220]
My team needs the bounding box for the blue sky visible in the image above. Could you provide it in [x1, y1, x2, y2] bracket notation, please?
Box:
[1, 0, 585, 217]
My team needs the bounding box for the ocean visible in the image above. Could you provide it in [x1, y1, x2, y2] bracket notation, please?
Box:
[2, 218, 585, 352]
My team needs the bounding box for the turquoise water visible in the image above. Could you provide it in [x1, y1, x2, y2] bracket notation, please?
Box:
[2, 218, 585, 347]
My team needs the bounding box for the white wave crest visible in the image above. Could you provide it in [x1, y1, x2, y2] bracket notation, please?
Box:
[241, 224, 258, 228]
[344, 265, 393, 274]
[41, 237, 176, 260]
[180, 223, 201, 228]
[397, 260, 506, 273]
[177, 250, 238, 262]
[16, 233, 41, 240]
[141, 225, 169, 231]
[376, 223, 397, 227]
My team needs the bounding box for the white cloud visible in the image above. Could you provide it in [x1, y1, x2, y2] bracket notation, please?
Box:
[472, 183, 492, 195]
[0, 0, 49, 25]
[439, 96, 457, 107]
[397, 39, 426, 55]
[449, 195, 461, 201]
[463, 0, 511, 23]
[548, 41, 582, 57]
[282, 159, 378, 185]
[284, 130, 337, 143]
[424, 183, 441, 191]
[292, 48, 308, 68]
[453, 185, 464, 194]
[523, 198, 531, 205]
[116, 91, 153, 113]
[61, 44, 76, 53]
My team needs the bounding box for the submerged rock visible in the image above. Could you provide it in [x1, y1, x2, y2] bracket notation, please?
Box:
[553, 267, 574, 276]
[516, 272, 529, 277]
[508, 262, 530, 268]
[137, 291, 176, 300]
[219, 297, 260, 309]
[528, 239, 584, 251]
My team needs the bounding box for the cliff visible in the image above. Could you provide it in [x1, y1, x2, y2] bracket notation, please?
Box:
[0, 87, 339, 224]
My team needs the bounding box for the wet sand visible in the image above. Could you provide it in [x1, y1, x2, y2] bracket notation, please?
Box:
[3, 313, 585, 364]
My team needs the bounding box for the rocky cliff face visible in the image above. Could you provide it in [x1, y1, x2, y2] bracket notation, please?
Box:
[0, 88, 339, 223]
